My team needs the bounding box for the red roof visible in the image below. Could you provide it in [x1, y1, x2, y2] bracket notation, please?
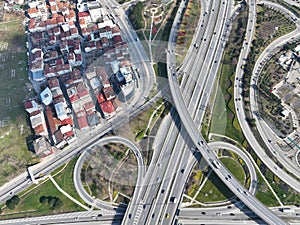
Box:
[56, 58, 64, 65]
[96, 66, 108, 82]
[24, 101, 33, 109]
[30, 110, 41, 117]
[46, 107, 56, 134]
[76, 82, 89, 98]
[61, 117, 73, 126]
[100, 100, 115, 114]
[34, 124, 46, 135]
[79, 18, 85, 25]
[113, 35, 123, 44]
[70, 27, 78, 35]
[78, 12, 90, 17]
[56, 15, 65, 24]
[65, 130, 74, 138]
[77, 115, 88, 130]
[28, 7, 39, 15]
[75, 54, 82, 61]
[48, 77, 60, 89]
[69, 93, 79, 103]
[97, 93, 105, 103]
[54, 129, 64, 143]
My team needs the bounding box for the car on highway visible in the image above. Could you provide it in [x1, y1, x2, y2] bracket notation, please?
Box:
[165, 213, 170, 218]
[211, 159, 221, 169]
[170, 197, 177, 203]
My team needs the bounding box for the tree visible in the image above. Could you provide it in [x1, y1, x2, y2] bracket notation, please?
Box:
[6, 195, 20, 210]
[39, 196, 48, 204]
[48, 197, 56, 208]
[53, 198, 63, 209]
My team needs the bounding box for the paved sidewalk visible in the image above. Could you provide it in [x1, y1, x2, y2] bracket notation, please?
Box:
[48, 175, 90, 211]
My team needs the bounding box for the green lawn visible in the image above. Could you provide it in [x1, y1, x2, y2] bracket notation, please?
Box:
[207, 7, 247, 144]
[209, 87, 227, 136]
[53, 157, 87, 206]
[255, 169, 280, 207]
[0, 179, 84, 220]
[220, 157, 245, 185]
[192, 157, 245, 203]
[195, 171, 234, 203]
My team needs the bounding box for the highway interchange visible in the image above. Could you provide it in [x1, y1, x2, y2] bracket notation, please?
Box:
[1, 0, 300, 225]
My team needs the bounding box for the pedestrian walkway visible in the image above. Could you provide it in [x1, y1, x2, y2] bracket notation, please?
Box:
[48, 175, 91, 211]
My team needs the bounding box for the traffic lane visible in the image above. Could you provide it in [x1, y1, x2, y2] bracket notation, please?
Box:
[168, 62, 287, 225]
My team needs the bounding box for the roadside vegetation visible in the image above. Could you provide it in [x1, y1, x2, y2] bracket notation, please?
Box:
[257, 47, 295, 136]
[116, 0, 131, 4]
[242, 4, 296, 127]
[237, 5, 300, 205]
[152, 0, 179, 80]
[206, 3, 248, 144]
[198, 3, 300, 207]
[115, 98, 171, 166]
[81, 143, 137, 205]
[0, 156, 89, 219]
[0, 12, 38, 186]
[175, 0, 201, 66]
[184, 150, 246, 205]
[269, 0, 300, 17]
[128, 2, 144, 30]
[53, 157, 87, 205]
[0, 179, 84, 220]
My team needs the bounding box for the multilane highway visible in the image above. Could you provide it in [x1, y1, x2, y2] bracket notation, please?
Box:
[166, 0, 287, 223]
[122, 0, 233, 224]
[159, 1, 235, 224]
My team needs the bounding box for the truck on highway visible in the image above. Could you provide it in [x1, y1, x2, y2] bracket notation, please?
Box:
[280, 208, 294, 213]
